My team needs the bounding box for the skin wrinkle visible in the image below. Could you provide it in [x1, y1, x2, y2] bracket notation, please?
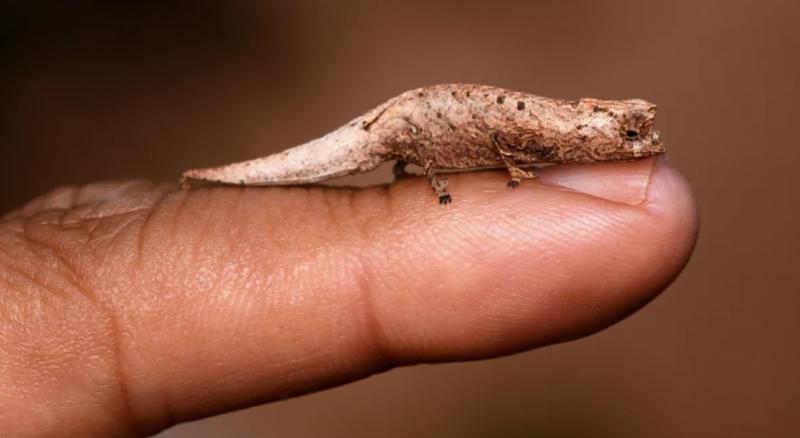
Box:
[345, 190, 381, 243]
[95, 204, 195, 435]
[362, 207, 459, 358]
[344, 189, 369, 240]
[22, 216, 91, 285]
[95, 298, 141, 437]
[323, 249, 385, 372]
[77, 193, 173, 223]
[152, 193, 191, 294]
[87, 215, 143, 288]
[289, 192, 397, 366]
[62, 205, 102, 231]
[319, 188, 339, 235]
[24, 237, 91, 303]
[0, 253, 58, 300]
[348, 215, 396, 369]
[87, 265, 147, 436]
[343, 189, 387, 247]
[381, 185, 408, 230]
[5, 222, 87, 303]
[82, 216, 112, 244]
[57, 193, 189, 435]
[134, 190, 173, 272]
[166, 187, 190, 239]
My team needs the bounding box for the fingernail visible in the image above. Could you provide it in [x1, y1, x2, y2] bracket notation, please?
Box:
[536, 157, 658, 205]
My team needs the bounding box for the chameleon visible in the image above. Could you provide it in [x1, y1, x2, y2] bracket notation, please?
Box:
[181, 84, 665, 204]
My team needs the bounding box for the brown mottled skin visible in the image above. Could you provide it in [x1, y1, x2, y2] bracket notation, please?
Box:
[182, 84, 665, 203]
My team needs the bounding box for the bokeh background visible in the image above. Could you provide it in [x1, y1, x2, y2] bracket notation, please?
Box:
[2, 1, 798, 436]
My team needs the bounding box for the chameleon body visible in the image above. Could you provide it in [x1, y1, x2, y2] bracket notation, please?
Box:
[181, 84, 665, 203]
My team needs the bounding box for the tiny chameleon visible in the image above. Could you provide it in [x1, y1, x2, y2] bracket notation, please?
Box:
[181, 84, 665, 204]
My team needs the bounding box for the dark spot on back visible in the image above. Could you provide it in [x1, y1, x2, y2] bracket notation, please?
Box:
[527, 141, 555, 159]
[517, 101, 525, 110]
[592, 105, 606, 113]
[497, 95, 505, 104]
[436, 112, 442, 118]
[418, 92, 424, 97]
[451, 91, 457, 97]
[466, 91, 471, 97]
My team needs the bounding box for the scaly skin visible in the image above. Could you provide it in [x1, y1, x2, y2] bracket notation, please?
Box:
[181, 84, 665, 203]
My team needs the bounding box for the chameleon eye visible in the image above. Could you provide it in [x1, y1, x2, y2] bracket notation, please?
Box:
[625, 130, 639, 139]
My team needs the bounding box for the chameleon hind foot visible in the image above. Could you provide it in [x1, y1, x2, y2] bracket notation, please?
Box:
[393, 160, 410, 180]
[506, 167, 537, 188]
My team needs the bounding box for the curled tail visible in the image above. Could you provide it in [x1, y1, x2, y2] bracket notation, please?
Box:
[181, 123, 384, 187]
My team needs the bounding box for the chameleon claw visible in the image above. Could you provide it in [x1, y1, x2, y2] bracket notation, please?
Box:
[438, 194, 452, 205]
[507, 180, 520, 188]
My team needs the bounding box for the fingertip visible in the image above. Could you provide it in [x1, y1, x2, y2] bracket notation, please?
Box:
[365, 159, 698, 361]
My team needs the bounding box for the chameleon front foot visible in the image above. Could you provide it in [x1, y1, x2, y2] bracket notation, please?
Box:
[431, 177, 452, 204]
[427, 172, 451, 205]
[417, 153, 452, 205]
[507, 179, 520, 188]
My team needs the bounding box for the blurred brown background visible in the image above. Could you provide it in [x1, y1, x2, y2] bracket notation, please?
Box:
[2, 1, 798, 437]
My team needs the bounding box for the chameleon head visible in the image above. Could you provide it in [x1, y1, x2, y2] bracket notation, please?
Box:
[575, 98, 665, 161]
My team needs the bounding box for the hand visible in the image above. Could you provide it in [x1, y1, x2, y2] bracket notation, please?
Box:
[0, 158, 697, 437]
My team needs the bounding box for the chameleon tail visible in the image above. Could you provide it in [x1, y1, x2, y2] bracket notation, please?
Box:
[180, 124, 382, 187]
